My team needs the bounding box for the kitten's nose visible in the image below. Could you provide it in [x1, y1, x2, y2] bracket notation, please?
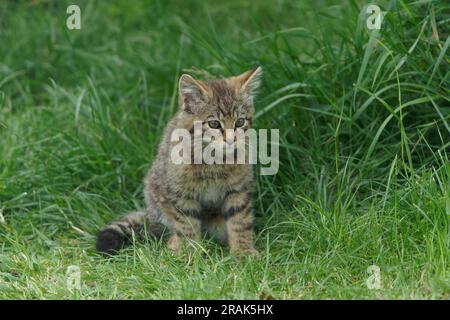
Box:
[224, 129, 235, 145]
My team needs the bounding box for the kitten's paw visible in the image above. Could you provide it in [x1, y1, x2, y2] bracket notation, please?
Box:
[167, 234, 183, 254]
[231, 247, 260, 260]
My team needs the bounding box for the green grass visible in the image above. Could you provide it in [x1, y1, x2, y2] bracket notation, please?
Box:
[0, 0, 449, 299]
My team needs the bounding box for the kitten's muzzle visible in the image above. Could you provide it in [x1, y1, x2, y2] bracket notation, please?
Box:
[224, 129, 236, 145]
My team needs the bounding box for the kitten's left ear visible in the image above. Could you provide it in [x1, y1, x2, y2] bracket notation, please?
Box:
[178, 74, 211, 113]
[232, 66, 263, 99]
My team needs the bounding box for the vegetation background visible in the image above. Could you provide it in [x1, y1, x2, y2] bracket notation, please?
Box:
[0, 0, 449, 299]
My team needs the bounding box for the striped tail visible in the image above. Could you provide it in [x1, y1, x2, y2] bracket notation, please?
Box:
[96, 211, 166, 255]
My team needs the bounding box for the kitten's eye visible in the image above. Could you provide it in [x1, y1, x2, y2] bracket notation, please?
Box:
[235, 118, 245, 128]
[208, 120, 221, 129]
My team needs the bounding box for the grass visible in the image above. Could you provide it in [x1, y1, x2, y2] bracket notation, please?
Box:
[0, 0, 449, 299]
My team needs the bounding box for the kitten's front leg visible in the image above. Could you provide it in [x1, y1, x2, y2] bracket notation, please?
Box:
[223, 191, 259, 259]
[161, 199, 202, 253]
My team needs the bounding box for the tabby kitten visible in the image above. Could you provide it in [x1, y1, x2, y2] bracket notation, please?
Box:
[96, 66, 262, 258]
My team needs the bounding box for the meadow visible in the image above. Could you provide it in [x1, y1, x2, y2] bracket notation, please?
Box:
[0, 0, 449, 299]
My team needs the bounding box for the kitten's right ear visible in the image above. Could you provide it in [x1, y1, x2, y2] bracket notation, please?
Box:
[178, 74, 210, 113]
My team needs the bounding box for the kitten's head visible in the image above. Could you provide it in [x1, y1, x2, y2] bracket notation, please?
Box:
[178, 66, 262, 146]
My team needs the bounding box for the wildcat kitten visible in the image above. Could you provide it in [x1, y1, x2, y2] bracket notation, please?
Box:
[96, 66, 262, 258]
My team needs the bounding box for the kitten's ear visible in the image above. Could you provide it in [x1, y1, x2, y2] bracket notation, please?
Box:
[178, 74, 210, 113]
[233, 66, 263, 99]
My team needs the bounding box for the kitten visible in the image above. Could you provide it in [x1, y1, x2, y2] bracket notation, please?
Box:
[96, 66, 262, 258]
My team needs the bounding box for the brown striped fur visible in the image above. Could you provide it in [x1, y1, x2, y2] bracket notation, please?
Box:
[96, 67, 262, 258]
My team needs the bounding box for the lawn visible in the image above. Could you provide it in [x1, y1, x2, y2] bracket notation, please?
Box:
[0, 0, 449, 299]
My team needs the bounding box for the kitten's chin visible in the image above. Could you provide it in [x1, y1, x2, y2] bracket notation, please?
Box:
[224, 144, 237, 155]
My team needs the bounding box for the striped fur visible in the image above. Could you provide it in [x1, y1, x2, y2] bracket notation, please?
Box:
[96, 67, 262, 258]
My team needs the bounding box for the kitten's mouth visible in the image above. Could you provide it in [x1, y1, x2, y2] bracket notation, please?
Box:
[206, 140, 237, 150]
[224, 144, 237, 156]
[197, 140, 240, 158]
